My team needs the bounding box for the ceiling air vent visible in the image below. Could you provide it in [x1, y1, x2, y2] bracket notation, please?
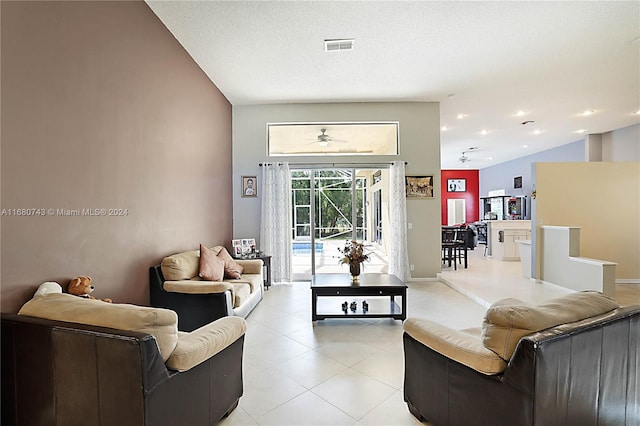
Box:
[324, 39, 354, 52]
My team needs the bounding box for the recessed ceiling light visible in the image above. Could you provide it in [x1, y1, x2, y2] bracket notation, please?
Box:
[487, 157, 493, 160]
[580, 110, 595, 116]
[515, 110, 527, 117]
[480, 129, 489, 135]
[533, 129, 542, 135]
[457, 114, 468, 120]
[634, 110, 640, 115]
[441, 126, 448, 131]
[522, 145, 528, 148]
[575, 129, 587, 134]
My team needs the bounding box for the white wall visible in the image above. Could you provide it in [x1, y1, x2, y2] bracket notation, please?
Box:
[480, 140, 584, 210]
[541, 226, 616, 296]
[232, 102, 441, 279]
[602, 123, 640, 162]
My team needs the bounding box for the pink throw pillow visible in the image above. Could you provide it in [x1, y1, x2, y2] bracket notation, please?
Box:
[199, 244, 225, 281]
[217, 247, 244, 279]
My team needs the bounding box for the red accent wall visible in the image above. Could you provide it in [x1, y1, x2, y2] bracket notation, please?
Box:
[441, 170, 480, 225]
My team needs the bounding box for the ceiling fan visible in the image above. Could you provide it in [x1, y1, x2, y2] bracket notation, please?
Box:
[458, 147, 478, 164]
[307, 128, 347, 146]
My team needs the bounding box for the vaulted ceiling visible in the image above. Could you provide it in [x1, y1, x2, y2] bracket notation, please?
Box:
[147, 1, 640, 169]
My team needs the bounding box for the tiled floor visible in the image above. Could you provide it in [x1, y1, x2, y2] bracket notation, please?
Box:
[220, 249, 639, 425]
[440, 249, 640, 307]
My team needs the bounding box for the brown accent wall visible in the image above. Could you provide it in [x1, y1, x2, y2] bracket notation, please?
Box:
[1, 1, 232, 312]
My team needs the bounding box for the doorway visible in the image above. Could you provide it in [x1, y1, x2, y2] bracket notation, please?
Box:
[447, 199, 466, 226]
[291, 168, 388, 280]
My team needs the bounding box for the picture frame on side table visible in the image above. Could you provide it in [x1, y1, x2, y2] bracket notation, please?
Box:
[242, 176, 257, 197]
[231, 239, 242, 256]
[406, 175, 435, 198]
[447, 178, 466, 193]
[240, 238, 257, 255]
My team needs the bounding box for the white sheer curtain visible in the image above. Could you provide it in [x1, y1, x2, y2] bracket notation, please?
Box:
[389, 161, 411, 282]
[260, 163, 292, 283]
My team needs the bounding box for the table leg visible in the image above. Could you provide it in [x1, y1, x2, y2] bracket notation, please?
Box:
[311, 289, 317, 321]
[264, 257, 271, 290]
[464, 246, 468, 268]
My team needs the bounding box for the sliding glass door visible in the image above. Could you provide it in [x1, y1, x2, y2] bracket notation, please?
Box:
[291, 168, 388, 280]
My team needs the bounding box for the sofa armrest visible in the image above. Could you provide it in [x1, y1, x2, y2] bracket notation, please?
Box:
[404, 318, 506, 375]
[163, 280, 234, 295]
[235, 259, 263, 274]
[166, 316, 247, 372]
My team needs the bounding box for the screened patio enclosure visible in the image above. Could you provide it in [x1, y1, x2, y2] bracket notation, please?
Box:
[291, 168, 389, 280]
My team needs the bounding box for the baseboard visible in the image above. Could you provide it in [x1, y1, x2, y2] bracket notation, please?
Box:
[408, 277, 440, 283]
[616, 279, 640, 284]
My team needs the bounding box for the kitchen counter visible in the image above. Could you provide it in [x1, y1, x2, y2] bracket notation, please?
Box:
[486, 220, 532, 261]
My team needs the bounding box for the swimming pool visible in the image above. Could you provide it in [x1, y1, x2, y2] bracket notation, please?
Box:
[292, 241, 324, 254]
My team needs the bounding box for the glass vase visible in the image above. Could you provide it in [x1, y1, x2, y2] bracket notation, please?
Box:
[349, 262, 361, 281]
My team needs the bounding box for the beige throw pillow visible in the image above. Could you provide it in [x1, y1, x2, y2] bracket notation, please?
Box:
[199, 244, 225, 281]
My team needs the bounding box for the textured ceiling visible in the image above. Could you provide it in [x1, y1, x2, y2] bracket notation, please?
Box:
[146, 1, 640, 169]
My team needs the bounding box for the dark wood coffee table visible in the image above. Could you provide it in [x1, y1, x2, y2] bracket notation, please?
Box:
[310, 273, 407, 321]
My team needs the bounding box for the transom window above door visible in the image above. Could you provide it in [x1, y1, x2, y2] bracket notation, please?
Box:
[267, 122, 399, 156]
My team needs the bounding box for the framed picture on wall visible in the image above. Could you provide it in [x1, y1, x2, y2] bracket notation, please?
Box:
[405, 175, 434, 198]
[242, 176, 257, 198]
[514, 176, 523, 189]
[447, 178, 466, 193]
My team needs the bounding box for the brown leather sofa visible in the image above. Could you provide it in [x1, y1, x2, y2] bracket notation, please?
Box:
[403, 291, 640, 425]
[150, 246, 264, 332]
[2, 287, 247, 426]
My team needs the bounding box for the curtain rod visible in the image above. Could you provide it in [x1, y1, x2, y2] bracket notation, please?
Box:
[259, 161, 407, 167]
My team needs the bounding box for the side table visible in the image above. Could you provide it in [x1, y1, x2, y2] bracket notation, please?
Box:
[233, 254, 271, 290]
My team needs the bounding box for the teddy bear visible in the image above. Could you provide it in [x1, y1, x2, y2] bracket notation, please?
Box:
[68, 276, 112, 303]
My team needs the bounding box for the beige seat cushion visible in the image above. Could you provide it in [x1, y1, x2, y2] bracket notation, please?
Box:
[404, 318, 507, 375]
[166, 316, 247, 372]
[482, 291, 619, 360]
[231, 283, 251, 308]
[19, 293, 179, 361]
[227, 273, 262, 293]
[163, 279, 234, 295]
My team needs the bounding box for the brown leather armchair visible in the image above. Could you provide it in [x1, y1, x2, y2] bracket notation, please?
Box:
[2, 291, 247, 426]
[403, 292, 640, 425]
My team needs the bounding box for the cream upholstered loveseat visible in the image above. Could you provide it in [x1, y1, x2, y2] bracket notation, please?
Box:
[403, 291, 640, 425]
[2, 286, 247, 426]
[150, 246, 263, 332]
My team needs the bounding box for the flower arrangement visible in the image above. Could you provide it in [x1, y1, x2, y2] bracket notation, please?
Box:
[338, 240, 370, 266]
